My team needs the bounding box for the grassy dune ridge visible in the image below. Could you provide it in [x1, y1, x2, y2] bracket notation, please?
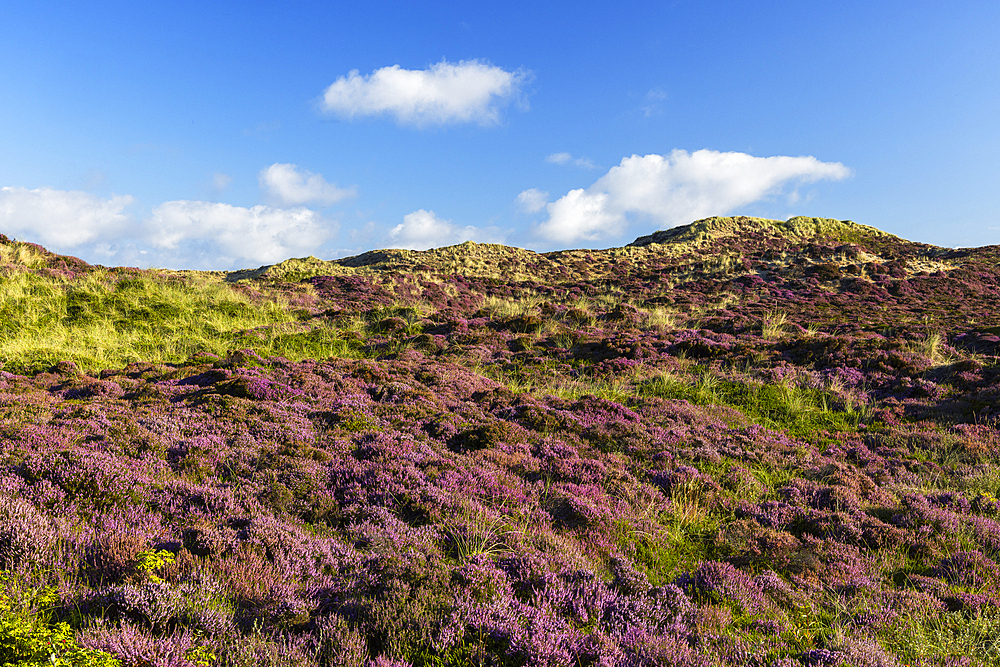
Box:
[3, 218, 1000, 666]
[0, 251, 361, 374]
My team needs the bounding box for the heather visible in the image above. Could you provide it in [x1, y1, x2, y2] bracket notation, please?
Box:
[3, 217, 1000, 665]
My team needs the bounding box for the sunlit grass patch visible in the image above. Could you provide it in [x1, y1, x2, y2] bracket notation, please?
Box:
[0, 241, 49, 269]
[905, 331, 955, 365]
[479, 293, 541, 319]
[760, 310, 789, 340]
[0, 269, 357, 373]
[640, 369, 866, 438]
[644, 306, 678, 332]
[880, 610, 1000, 666]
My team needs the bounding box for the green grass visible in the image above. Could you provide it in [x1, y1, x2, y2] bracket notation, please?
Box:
[879, 610, 1000, 666]
[615, 478, 723, 586]
[0, 269, 359, 373]
[640, 370, 866, 438]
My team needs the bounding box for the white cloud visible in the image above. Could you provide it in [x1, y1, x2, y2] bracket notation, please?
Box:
[212, 173, 233, 192]
[516, 188, 549, 213]
[259, 163, 354, 206]
[146, 201, 335, 265]
[641, 88, 668, 117]
[546, 152, 597, 169]
[320, 59, 529, 126]
[0, 186, 132, 248]
[535, 149, 852, 244]
[541, 190, 620, 244]
[388, 209, 504, 250]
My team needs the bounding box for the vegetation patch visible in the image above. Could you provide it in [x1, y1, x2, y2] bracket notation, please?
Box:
[2, 218, 1000, 665]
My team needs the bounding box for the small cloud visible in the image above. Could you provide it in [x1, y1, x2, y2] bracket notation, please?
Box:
[320, 59, 530, 126]
[535, 149, 852, 245]
[146, 200, 336, 265]
[388, 209, 504, 250]
[546, 152, 597, 169]
[641, 87, 668, 117]
[0, 186, 132, 249]
[259, 163, 355, 206]
[516, 188, 549, 214]
[212, 173, 233, 192]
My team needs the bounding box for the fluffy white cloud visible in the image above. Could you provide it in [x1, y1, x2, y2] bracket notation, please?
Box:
[320, 59, 529, 126]
[516, 188, 549, 213]
[542, 190, 620, 244]
[146, 201, 335, 265]
[388, 209, 504, 250]
[0, 186, 132, 248]
[535, 149, 852, 244]
[259, 163, 355, 206]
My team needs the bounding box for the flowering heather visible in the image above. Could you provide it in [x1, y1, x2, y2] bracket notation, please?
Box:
[5, 217, 1000, 665]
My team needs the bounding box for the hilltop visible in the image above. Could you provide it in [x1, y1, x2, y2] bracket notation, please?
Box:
[229, 215, 961, 284]
[3, 217, 1000, 666]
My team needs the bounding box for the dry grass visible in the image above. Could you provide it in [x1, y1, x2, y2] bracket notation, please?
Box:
[644, 306, 678, 332]
[760, 310, 789, 339]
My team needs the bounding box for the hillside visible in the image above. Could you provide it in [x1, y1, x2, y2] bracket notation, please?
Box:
[3, 217, 1000, 666]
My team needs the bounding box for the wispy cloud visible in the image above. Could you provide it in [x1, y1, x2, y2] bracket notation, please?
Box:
[535, 149, 852, 244]
[640, 87, 667, 117]
[0, 186, 132, 249]
[546, 152, 597, 169]
[212, 173, 233, 192]
[259, 163, 355, 206]
[388, 209, 504, 250]
[320, 59, 530, 126]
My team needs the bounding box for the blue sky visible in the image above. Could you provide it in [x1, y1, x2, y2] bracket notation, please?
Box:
[1, 1, 998, 270]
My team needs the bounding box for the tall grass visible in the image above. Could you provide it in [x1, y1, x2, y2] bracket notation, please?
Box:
[760, 310, 789, 339]
[880, 611, 1000, 665]
[905, 331, 951, 364]
[641, 370, 865, 437]
[0, 269, 355, 374]
[644, 306, 677, 332]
